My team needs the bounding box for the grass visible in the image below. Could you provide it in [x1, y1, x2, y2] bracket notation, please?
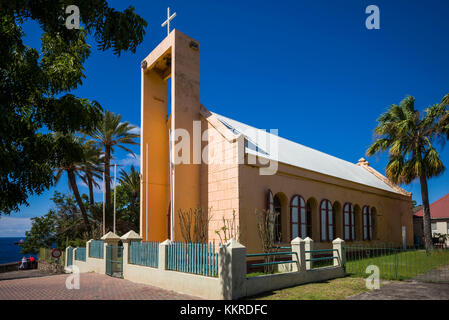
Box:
[248, 276, 370, 300]
[247, 270, 282, 278]
[346, 249, 449, 281]
[246, 248, 449, 300]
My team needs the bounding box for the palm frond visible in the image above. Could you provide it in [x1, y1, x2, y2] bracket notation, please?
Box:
[367, 95, 445, 185]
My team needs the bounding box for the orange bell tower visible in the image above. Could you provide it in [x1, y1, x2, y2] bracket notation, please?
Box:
[140, 30, 201, 241]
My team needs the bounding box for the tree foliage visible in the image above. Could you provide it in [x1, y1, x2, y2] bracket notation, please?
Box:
[19, 192, 93, 254]
[366, 96, 448, 251]
[0, 1, 147, 215]
[113, 183, 140, 233]
[439, 93, 449, 139]
[54, 133, 94, 233]
[19, 211, 57, 254]
[88, 110, 139, 230]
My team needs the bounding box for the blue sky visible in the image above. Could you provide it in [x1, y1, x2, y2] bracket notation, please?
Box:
[1, 0, 448, 236]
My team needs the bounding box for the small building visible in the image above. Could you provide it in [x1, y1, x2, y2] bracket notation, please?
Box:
[414, 193, 449, 247]
[139, 29, 414, 252]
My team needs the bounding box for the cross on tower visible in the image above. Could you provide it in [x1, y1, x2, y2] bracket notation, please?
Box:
[161, 7, 177, 36]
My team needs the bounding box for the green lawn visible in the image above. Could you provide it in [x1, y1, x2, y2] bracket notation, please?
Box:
[247, 271, 282, 278]
[246, 249, 449, 300]
[346, 249, 449, 280]
[248, 276, 370, 300]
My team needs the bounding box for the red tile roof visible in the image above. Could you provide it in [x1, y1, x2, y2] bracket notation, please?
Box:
[414, 193, 449, 218]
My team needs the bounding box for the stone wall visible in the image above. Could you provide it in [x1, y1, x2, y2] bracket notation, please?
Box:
[37, 260, 65, 274]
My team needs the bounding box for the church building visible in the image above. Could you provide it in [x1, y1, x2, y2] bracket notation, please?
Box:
[139, 29, 413, 252]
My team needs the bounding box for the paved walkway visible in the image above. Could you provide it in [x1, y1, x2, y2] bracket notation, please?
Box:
[348, 280, 449, 300]
[349, 265, 449, 300]
[0, 272, 200, 300]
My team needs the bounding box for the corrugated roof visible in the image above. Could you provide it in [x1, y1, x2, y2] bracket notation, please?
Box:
[212, 112, 400, 194]
[414, 193, 449, 218]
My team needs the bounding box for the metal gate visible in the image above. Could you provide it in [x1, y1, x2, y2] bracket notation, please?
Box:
[106, 245, 123, 278]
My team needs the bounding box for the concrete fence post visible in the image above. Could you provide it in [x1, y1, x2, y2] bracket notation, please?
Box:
[121, 230, 143, 272]
[122, 242, 129, 269]
[72, 247, 76, 267]
[73, 248, 78, 266]
[304, 237, 313, 270]
[218, 239, 246, 300]
[86, 240, 92, 259]
[158, 239, 172, 270]
[65, 246, 73, 268]
[103, 242, 108, 273]
[332, 238, 345, 267]
[291, 237, 306, 272]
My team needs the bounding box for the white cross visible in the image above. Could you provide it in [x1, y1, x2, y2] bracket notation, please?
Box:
[161, 7, 176, 36]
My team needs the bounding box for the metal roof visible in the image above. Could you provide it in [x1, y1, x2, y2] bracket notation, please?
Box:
[414, 193, 449, 218]
[213, 112, 399, 194]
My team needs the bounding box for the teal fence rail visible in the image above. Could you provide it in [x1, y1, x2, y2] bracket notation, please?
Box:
[129, 241, 159, 268]
[67, 247, 73, 266]
[75, 247, 86, 261]
[247, 251, 297, 268]
[306, 248, 338, 269]
[89, 240, 104, 259]
[345, 244, 449, 283]
[167, 242, 218, 277]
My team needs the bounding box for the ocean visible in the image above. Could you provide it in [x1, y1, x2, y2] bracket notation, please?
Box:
[0, 237, 37, 264]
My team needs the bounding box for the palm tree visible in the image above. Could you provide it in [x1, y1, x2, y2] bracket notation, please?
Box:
[119, 165, 140, 216]
[54, 133, 91, 233]
[439, 94, 449, 137]
[442, 93, 449, 106]
[366, 96, 447, 251]
[78, 139, 103, 214]
[88, 110, 139, 231]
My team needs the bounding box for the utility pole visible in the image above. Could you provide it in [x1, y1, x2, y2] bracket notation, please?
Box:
[113, 164, 117, 234]
[102, 172, 105, 235]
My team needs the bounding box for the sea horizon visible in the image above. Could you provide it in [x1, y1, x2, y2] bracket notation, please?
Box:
[0, 236, 35, 265]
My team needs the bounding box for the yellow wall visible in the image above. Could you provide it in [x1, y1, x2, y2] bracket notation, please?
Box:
[237, 155, 413, 253]
[201, 117, 241, 245]
[140, 30, 413, 249]
[140, 46, 170, 241]
[196, 115, 413, 252]
[140, 30, 202, 241]
[171, 31, 202, 242]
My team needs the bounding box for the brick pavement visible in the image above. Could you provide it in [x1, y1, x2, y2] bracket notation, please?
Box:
[0, 272, 201, 300]
[348, 280, 449, 300]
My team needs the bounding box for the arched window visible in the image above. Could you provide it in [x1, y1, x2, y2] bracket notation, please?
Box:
[363, 206, 373, 240]
[320, 199, 334, 241]
[343, 203, 355, 241]
[290, 195, 307, 239]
